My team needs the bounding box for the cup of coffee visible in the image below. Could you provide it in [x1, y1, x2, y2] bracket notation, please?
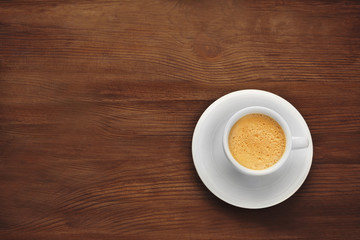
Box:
[223, 106, 309, 176]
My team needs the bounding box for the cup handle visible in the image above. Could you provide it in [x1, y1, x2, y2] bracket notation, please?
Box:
[292, 137, 309, 149]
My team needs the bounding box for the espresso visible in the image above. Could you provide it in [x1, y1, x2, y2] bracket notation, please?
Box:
[228, 114, 286, 170]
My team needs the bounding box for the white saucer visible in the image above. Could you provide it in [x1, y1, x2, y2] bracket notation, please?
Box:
[192, 90, 313, 209]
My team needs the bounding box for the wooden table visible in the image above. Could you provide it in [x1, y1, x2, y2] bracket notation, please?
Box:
[1, 1, 359, 239]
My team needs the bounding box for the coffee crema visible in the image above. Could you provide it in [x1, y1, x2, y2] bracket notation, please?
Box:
[228, 113, 286, 170]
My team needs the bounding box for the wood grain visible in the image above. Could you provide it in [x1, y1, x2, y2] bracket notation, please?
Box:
[1, 0, 359, 239]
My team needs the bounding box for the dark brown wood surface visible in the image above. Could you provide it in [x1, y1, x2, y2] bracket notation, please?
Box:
[1, 0, 359, 239]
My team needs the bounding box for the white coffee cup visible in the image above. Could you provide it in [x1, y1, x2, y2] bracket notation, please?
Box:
[223, 106, 309, 176]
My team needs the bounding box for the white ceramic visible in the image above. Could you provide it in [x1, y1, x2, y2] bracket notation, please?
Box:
[192, 90, 313, 209]
[223, 106, 309, 176]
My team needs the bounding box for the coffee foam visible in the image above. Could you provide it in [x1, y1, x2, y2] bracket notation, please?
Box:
[228, 114, 286, 170]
